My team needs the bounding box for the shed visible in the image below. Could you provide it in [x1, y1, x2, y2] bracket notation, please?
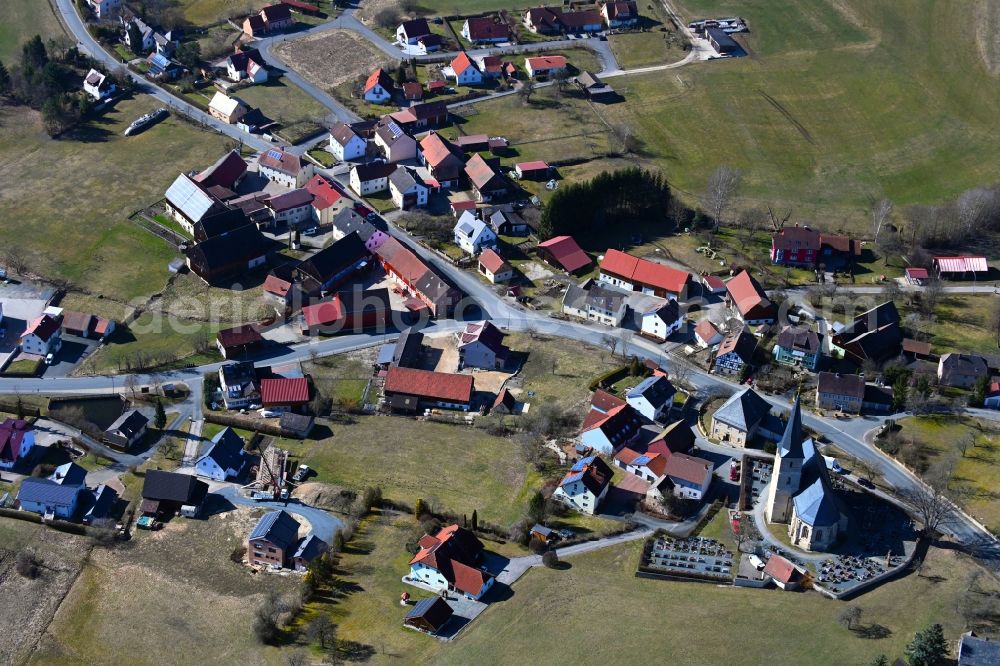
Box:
[403, 596, 454, 634]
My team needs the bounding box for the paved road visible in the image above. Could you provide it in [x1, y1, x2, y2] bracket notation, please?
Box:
[54, 0, 273, 153]
[495, 527, 653, 585]
[214, 485, 342, 541]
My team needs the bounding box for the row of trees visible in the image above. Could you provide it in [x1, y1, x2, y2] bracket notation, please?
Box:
[537, 167, 673, 239]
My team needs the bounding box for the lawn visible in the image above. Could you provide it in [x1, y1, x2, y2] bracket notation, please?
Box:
[281, 416, 539, 525]
[0, 0, 65, 63]
[507, 332, 620, 409]
[32, 508, 296, 665]
[892, 415, 1000, 534]
[906, 295, 1000, 356]
[305, 356, 371, 407]
[3, 358, 41, 375]
[174, 0, 270, 26]
[441, 540, 999, 665]
[234, 77, 330, 126]
[608, 3, 687, 70]
[0, 96, 231, 304]
[590, 0, 1000, 229]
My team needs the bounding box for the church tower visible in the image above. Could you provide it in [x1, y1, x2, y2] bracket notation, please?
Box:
[765, 397, 806, 524]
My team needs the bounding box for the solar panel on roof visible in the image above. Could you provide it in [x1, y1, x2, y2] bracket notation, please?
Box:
[570, 455, 595, 472]
[633, 455, 652, 466]
[266, 149, 283, 160]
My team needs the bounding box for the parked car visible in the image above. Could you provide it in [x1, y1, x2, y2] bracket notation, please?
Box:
[857, 477, 876, 489]
[45, 353, 55, 365]
[748, 554, 765, 570]
[292, 465, 310, 482]
[258, 408, 280, 418]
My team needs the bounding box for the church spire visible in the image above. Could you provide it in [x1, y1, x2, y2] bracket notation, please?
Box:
[778, 396, 804, 459]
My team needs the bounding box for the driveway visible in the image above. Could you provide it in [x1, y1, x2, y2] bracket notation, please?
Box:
[213, 484, 343, 542]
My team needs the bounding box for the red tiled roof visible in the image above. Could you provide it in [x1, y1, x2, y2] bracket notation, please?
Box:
[377, 236, 429, 284]
[479, 55, 503, 73]
[526, 55, 567, 71]
[905, 267, 929, 279]
[304, 174, 342, 210]
[590, 388, 626, 413]
[195, 150, 247, 190]
[260, 377, 309, 405]
[772, 226, 820, 252]
[702, 274, 726, 291]
[217, 324, 263, 349]
[725, 270, 773, 318]
[364, 67, 393, 93]
[763, 554, 799, 584]
[420, 132, 461, 168]
[450, 51, 477, 75]
[93, 317, 113, 335]
[663, 453, 712, 486]
[537, 235, 590, 272]
[384, 367, 473, 403]
[516, 160, 548, 172]
[901, 338, 931, 355]
[0, 419, 31, 464]
[258, 147, 302, 176]
[478, 249, 509, 274]
[451, 560, 492, 596]
[61, 310, 94, 334]
[264, 273, 293, 297]
[451, 199, 477, 213]
[492, 387, 516, 411]
[402, 81, 423, 99]
[464, 153, 502, 190]
[695, 319, 720, 343]
[301, 300, 341, 328]
[600, 249, 690, 294]
[934, 256, 988, 273]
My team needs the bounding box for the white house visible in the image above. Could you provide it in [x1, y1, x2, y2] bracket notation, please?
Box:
[83, 69, 116, 101]
[453, 211, 497, 255]
[87, 0, 122, 19]
[613, 447, 668, 484]
[662, 453, 713, 500]
[195, 427, 248, 481]
[219, 361, 259, 410]
[396, 18, 431, 45]
[20, 314, 63, 357]
[580, 403, 642, 454]
[477, 249, 514, 284]
[640, 300, 683, 342]
[265, 188, 313, 228]
[625, 375, 676, 423]
[562, 283, 627, 327]
[329, 123, 367, 162]
[17, 478, 83, 519]
[449, 52, 483, 86]
[349, 163, 395, 196]
[694, 319, 723, 348]
[525, 55, 567, 78]
[123, 17, 156, 53]
[225, 49, 268, 84]
[407, 524, 495, 600]
[363, 68, 394, 103]
[389, 167, 428, 210]
[257, 147, 313, 189]
[456, 321, 509, 370]
[0, 419, 34, 470]
[552, 456, 613, 515]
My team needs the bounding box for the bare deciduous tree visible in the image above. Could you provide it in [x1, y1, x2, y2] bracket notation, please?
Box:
[703, 166, 743, 229]
[517, 79, 536, 105]
[870, 197, 893, 246]
[901, 481, 957, 536]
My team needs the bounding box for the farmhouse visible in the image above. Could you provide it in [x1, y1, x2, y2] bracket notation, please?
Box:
[419, 132, 465, 187]
[524, 7, 603, 34]
[725, 270, 776, 324]
[830, 301, 903, 364]
[552, 456, 613, 515]
[694, 319, 723, 348]
[625, 375, 676, 422]
[195, 427, 248, 481]
[464, 154, 508, 202]
[711, 387, 772, 447]
[265, 188, 314, 228]
[640, 299, 683, 342]
[525, 55, 568, 78]
[248, 509, 300, 567]
[258, 147, 313, 188]
[350, 162, 396, 195]
[140, 470, 209, 518]
[562, 282, 627, 327]
[17, 478, 84, 520]
[408, 524, 495, 600]
[457, 321, 509, 370]
[190, 208, 251, 242]
[714, 327, 757, 375]
[614, 447, 668, 483]
[329, 122, 368, 162]
[376, 237, 461, 317]
[301, 288, 390, 335]
[225, 47, 267, 83]
[938, 353, 988, 389]
[537, 235, 591, 273]
[383, 367, 474, 412]
[0, 419, 34, 470]
[598, 249, 691, 299]
[185, 224, 270, 284]
[601, 1, 640, 27]
[463, 16, 511, 43]
[477, 249, 514, 283]
[449, 52, 483, 86]
[389, 167, 429, 210]
[397, 18, 431, 44]
[165, 172, 225, 231]
[243, 3, 294, 37]
[770, 226, 858, 267]
[20, 313, 63, 357]
[103, 409, 149, 451]
[662, 453, 713, 500]
[388, 101, 449, 130]
[772, 325, 820, 370]
[580, 402, 642, 454]
[363, 68, 394, 103]
[208, 91, 248, 124]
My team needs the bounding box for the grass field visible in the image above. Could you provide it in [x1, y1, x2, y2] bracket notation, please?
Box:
[222, 77, 330, 126]
[506, 332, 620, 409]
[175, 0, 270, 26]
[912, 295, 1000, 355]
[893, 415, 1000, 534]
[441, 540, 999, 665]
[0, 96, 231, 304]
[282, 416, 539, 524]
[0, 0, 65, 63]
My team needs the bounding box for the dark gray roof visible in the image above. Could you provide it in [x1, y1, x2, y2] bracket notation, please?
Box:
[331, 208, 385, 243]
[49, 462, 87, 486]
[186, 224, 269, 270]
[142, 470, 208, 504]
[816, 372, 865, 399]
[18, 477, 83, 507]
[293, 533, 328, 562]
[775, 325, 819, 354]
[106, 410, 149, 439]
[713, 387, 771, 431]
[393, 326, 424, 367]
[199, 427, 247, 472]
[777, 398, 805, 459]
[626, 375, 676, 409]
[294, 232, 369, 287]
[959, 632, 1000, 666]
[84, 484, 119, 522]
[249, 509, 300, 549]
[389, 166, 420, 192]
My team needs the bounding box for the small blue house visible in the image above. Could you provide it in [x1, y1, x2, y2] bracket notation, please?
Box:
[18, 477, 84, 520]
